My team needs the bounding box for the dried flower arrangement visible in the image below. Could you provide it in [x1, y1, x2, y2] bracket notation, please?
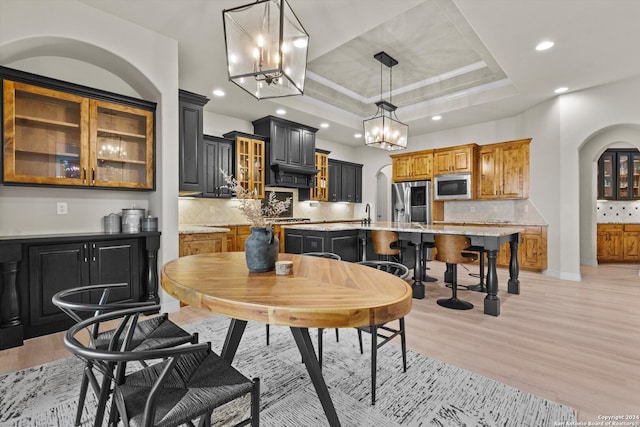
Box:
[222, 170, 292, 228]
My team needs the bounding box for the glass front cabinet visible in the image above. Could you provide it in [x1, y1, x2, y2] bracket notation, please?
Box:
[598, 149, 640, 200]
[2, 70, 155, 190]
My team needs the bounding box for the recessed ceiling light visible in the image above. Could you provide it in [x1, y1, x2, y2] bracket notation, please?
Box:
[554, 87, 568, 94]
[354, 133, 362, 138]
[276, 108, 286, 115]
[212, 89, 225, 97]
[536, 40, 554, 51]
[320, 123, 329, 128]
[432, 115, 442, 121]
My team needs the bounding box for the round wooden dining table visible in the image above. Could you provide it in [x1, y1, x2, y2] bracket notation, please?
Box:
[161, 252, 412, 427]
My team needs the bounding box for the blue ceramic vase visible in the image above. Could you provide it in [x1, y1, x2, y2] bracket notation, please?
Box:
[244, 227, 279, 272]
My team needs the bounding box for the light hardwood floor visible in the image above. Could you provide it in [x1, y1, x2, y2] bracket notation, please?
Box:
[1, 262, 639, 423]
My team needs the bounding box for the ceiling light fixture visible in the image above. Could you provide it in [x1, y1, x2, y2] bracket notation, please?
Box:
[276, 108, 286, 115]
[320, 123, 329, 128]
[213, 89, 225, 97]
[554, 87, 568, 94]
[222, 0, 309, 100]
[432, 115, 442, 121]
[536, 40, 554, 51]
[363, 51, 408, 151]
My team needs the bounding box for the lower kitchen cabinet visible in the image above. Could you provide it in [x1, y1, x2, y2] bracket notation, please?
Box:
[28, 239, 140, 335]
[179, 233, 227, 256]
[443, 223, 547, 271]
[0, 232, 160, 348]
[596, 223, 640, 262]
[284, 228, 360, 262]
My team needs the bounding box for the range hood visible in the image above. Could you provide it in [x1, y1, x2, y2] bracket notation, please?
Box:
[270, 163, 319, 188]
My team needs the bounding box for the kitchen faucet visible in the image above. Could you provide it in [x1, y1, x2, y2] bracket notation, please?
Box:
[365, 203, 371, 224]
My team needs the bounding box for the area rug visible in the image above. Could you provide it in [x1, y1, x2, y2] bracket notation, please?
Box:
[0, 315, 576, 426]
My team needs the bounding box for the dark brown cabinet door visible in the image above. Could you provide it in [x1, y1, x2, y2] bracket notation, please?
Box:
[598, 149, 640, 200]
[28, 243, 88, 330]
[179, 90, 209, 193]
[27, 239, 139, 338]
[203, 135, 235, 198]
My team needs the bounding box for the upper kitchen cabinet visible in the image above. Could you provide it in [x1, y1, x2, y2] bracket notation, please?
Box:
[252, 116, 318, 188]
[390, 149, 433, 182]
[477, 138, 531, 200]
[203, 135, 234, 198]
[223, 131, 266, 199]
[178, 89, 209, 195]
[299, 149, 330, 201]
[598, 148, 640, 200]
[433, 143, 477, 175]
[2, 67, 155, 190]
[328, 159, 363, 203]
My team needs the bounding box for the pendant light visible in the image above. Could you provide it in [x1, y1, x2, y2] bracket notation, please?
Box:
[363, 51, 408, 151]
[222, 0, 309, 100]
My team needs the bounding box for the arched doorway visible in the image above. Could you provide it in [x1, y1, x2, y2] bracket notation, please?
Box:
[376, 164, 392, 221]
[578, 124, 640, 265]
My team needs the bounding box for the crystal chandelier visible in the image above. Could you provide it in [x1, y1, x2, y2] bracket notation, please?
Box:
[222, 0, 309, 100]
[363, 51, 408, 151]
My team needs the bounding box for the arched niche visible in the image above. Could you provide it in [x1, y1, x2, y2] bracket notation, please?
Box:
[578, 124, 640, 265]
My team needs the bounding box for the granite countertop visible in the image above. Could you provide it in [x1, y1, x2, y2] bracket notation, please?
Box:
[179, 225, 230, 234]
[179, 219, 362, 234]
[285, 221, 525, 237]
[433, 220, 548, 227]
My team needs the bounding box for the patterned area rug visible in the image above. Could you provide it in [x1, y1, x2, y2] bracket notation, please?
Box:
[0, 315, 576, 426]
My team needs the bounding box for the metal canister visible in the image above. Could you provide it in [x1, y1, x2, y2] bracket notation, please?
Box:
[103, 213, 121, 233]
[141, 216, 158, 232]
[121, 208, 145, 233]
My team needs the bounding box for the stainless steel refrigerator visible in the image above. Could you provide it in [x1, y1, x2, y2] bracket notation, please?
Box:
[391, 180, 431, 224]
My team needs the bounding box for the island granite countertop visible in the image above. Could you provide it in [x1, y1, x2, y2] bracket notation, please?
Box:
[284, 221, 525, 237]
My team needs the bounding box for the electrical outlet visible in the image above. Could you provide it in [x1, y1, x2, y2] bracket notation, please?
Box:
[470, 206, 476, 212]
[56, 202, 68, 215]
[209, 206, 216, 214]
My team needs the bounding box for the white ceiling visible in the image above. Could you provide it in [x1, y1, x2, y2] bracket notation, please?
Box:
[78, 0, 640, 146]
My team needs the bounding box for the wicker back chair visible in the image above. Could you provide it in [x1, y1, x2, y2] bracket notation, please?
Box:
[52, 284, 198, 426]
[64, 305, 259, 427]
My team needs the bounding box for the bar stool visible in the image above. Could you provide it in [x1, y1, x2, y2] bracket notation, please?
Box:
[371, 230, 402, 262]
[434, 234, 478, 310]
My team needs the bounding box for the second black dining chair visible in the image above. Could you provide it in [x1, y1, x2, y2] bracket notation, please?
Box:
[52, 283, 198, 427]
[64, 304, 260, 427]
[265, 252, 342, 366]
[316, 260, 409, 405]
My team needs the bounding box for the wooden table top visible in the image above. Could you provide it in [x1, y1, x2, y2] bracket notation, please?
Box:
[161, 252, 413, 329]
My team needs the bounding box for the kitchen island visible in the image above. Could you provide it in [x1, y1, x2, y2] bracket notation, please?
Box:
[284, 221, 524, 316]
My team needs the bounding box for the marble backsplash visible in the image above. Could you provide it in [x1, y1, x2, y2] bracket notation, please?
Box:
[179, 188, 355, 225]
[596, 200, 640, 223]
[444, 199, 547, 225]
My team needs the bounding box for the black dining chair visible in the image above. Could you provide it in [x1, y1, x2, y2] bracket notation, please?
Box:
[52, 283, 198, 427]
[64, 304, 260, 427]
[318, 260, 409, 405]
[265, 252, 343, 349]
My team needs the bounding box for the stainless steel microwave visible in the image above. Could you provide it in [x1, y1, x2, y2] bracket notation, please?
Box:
[434, 173, 472, 200]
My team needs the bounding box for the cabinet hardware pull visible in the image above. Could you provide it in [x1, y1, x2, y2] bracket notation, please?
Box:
[83, 168, 87, 184]
[83, 243, 88, 263]
[91, 243, 96, 262]
[91, 168, 95, 184]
